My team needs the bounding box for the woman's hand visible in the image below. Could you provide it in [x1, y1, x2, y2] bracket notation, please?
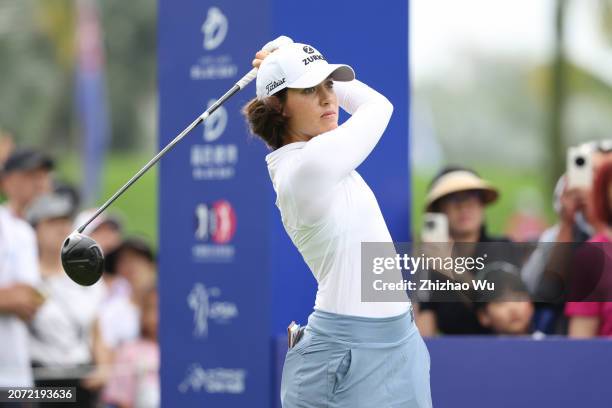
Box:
[252, 35, 293, 68]
[252, 50, 271, 68]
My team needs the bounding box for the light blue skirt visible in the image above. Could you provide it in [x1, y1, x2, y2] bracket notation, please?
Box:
[281, 308, 432, 408]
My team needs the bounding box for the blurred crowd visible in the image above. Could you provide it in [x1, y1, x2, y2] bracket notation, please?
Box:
[0, 139, 159, 408]
[414, 139, 612, 339]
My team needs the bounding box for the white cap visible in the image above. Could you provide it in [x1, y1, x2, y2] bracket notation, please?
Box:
[255, 43, 355, 99]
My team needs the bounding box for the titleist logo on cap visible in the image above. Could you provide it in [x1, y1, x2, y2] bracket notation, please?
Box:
[266, 78, 286, 95]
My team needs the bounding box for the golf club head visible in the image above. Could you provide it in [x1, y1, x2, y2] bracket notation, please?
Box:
[61, 232, 104, 286]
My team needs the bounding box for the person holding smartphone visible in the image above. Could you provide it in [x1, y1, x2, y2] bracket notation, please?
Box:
[521, 142, 612, 334]
[243, 38, 431, 407]
[565, 160, 612, 337]
[416, 166, 511, 336]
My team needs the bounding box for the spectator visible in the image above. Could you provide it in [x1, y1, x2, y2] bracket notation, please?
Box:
[103, 287, 160, 408]
[521, 176, 591, 293]
[521, 140, 612, 333]
[54, 180, 82, 213]
[83, 238, 156, 393]
[0, 148, 54, 218]
[26, 192, 105, 406]
[0, 132, 14, 166]
[565, 160, 612, 338]
[74, 209, 123, 256]
[475, 262, 534, 336]
[520, 176, 589, 334]
[0, 148, 53, 387]
[75, 209, 127, 303]
[97, 238, 156, 351]
[416, 166, 515, 336]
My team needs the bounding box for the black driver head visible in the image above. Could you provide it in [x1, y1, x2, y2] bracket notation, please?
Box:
[61, 232, 104, 286]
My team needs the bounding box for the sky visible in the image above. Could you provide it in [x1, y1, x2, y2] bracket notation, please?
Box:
[411, 0, 612, 84]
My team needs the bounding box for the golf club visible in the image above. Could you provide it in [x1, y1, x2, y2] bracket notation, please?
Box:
[61, 36, 291, 286]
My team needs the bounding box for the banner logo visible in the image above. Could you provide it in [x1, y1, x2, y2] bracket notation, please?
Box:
[194, 200, 236, 244]
[201, 7, 228, 50]
[188, 283, 239, 338]
[191, 6, 237, 80]
[179, 364, 246, 394]
[193, 200, 237, 262]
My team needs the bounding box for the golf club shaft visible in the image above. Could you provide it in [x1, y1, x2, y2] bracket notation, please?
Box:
[77, 67, 259, 234]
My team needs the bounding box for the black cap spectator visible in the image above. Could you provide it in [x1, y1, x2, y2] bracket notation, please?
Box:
[0, 148, 54, 219]
[1, 148, 54, 175]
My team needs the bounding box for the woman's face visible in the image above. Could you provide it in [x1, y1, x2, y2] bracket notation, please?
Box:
[36, 217, 73, 257]
[2, 169, 52, 209]
[283, 78, 338, 140]
[116, 250, 155, 292]
[439, 191, 484, 239]
[480, 299, 533, 335]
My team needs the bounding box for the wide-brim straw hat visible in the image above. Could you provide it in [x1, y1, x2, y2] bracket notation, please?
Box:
[425, 170, 499, 211]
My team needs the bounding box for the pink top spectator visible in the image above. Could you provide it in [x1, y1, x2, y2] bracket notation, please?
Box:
[565, 233, 612, 336]
[103, 339, 160, 408]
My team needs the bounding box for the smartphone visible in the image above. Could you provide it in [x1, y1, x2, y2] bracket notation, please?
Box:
[421, 213, 449, 242]
[567, 146, 593, 189]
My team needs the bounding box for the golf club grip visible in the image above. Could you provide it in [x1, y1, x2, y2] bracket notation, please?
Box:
[236, 68, 258, 90]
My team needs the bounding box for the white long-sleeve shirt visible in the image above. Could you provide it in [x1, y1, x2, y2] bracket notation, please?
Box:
[266, 79, 410, 318]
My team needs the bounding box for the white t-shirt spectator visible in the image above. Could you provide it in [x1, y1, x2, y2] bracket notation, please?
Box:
[0, 205, 40, 386]
[29, 272, 105, 367]
[98, 284, 140, 349]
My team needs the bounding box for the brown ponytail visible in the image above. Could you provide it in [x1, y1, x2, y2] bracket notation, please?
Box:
[242, 89, 288, 150]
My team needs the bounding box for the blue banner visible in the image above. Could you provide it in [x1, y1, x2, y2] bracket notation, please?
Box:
[158, 1, 272, 406]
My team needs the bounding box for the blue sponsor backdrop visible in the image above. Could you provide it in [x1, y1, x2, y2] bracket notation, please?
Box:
[158, 1, 272, 406]
[158, 0, 409, 406]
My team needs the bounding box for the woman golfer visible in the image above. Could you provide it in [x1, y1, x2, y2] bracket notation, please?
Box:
[243, 38, 432, 408]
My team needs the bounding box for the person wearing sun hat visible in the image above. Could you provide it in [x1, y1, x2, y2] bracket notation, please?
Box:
[417, 166, 516, 337]
[425, 166, 499, 242]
